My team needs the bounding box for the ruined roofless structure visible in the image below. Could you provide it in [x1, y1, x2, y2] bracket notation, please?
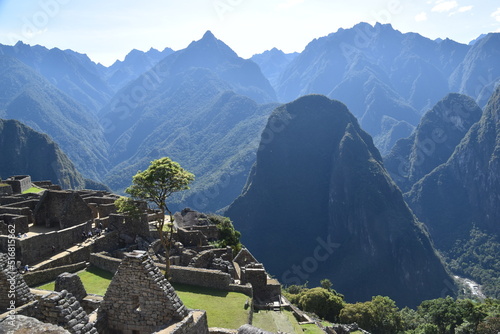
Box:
[97, 250, 208, 334]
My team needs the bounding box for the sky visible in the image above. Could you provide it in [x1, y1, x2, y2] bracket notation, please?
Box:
[0, 0, 499, 66]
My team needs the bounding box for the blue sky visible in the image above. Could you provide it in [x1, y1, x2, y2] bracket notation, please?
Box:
[0, 0, 499, 65]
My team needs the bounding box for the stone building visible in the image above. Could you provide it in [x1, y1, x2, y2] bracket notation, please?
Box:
[97, 250, 209, 334]
[34, 190, 93, 229]
[0, 253, 34, 312]
[35, 290, 98, 333]
[4, 175, 32, 194]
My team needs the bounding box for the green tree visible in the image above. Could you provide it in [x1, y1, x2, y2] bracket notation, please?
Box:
[320, 278, 333, 291]
[115, 196, 143, 219]
[297, 287, 344, 322]
[208, 214, 242, 253]
[124, 157, 194, 276]
[418, 297, 464, 334]
[339, 296, 401, 334]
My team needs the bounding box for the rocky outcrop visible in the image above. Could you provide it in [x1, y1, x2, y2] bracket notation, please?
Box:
[0, 119, 86, 189]
[384, 93, 483, 192]
[0, 315, 70, 333]
[227, 95, 455, 307]
[406, 86, 500, 250]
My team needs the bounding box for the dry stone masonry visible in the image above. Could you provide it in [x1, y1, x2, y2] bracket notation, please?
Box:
[97, 250, 193, 333]
[35, 289, 97, 334]
[55, 272, 87, 302]
[0, 253, 34, 312]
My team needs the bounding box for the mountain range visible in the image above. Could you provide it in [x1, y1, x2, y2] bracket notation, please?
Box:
[0, 23, 499, 301]
[226, 95, 455, 307]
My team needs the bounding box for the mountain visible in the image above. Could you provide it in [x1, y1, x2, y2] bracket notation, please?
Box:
[0, 41, 113, 113]
[273, 23, 498, 151]
[226, 95, 455, 307]
[105, 47, 174, 91]
[100, 31, 279, 212]
[250, 48, 298, 88]
[0, 119, 86, 189]
[405, 86, 500, 297]
[449, 33, 500, 107]
[406, 86, 500, 250]
[384, 93, 483, 192]
[0, 55, 109, 181]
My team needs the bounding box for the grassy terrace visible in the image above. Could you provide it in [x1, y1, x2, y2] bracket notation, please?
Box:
[22, 186, 44, 194]
[36, 267, 250, 329]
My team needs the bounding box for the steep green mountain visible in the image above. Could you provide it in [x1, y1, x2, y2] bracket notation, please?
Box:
[105, 47, 174, 91]
[406, 86, 500, 251]
[100, 32, 279, 212]
[250, 48, 298, 88]
[0, 119, 86, 189]
[384, 93, 483, 192]
[0, 55, 109, 181]
[0, 41, 113, 113]
[226, 95, 455, 307]
[405, 86, 500, 297]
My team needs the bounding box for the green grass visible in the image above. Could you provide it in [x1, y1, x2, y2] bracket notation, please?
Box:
[36, 266, 113, 295]
[22, 186, 44, 194]
[301, 323, 324, 334]
[173, 283, 249, 329]
[252, 310, 304, 333]
[36, 268, 249, 329]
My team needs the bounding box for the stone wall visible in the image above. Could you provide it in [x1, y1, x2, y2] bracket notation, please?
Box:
[0, 221, 91, 265]
[23, 262, 87, 287]
[36, 290, 97, 333]
[0, 184, 12, 196]
[158, 310, 209, 334]
[97, 250, 189, 334]
[169, 265, 233, 290]
[0, 214, 29, 235]
[5, 175, 31, 194]
[33, 190, 93, 229]
[89, 253, 121, 274]
[0, 254, 34, 312]
[55, 272, 87, 302]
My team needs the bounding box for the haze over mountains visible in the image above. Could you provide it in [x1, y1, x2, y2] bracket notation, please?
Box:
[0, 22, 499, 302]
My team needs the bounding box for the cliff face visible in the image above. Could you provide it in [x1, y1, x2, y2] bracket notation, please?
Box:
[0, 119, 86, 189]
[406, 86, 500, 250]
[384, 93, 483, 192]
[226, 95, 455, 307]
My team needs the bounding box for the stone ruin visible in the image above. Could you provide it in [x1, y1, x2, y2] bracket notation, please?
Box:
[0, 253, 34, 311]
[34, 289, 97, 333]
[97, 250, 208, 334]
[34, 190, 93, 229]
[55, 272, 87, 303]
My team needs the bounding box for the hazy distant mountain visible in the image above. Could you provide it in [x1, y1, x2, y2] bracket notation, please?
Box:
[226, 95, 455, 307]
[0, 55, 109, 181]
[0, 119, 86, 189]
[105, 47, 174, 91]
[0, 41, 113, 113]
[273, 23, 498, 151]
[449, 33, 500, 107]
[406, 86, 500, 250]
[468, 34, 487, 45]
[100, 31, 279, 211]
[250, 48, 298, 88]
[384, 93, 483, 192]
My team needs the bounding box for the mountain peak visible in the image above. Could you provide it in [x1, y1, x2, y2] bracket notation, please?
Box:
[202, 30, 216, 40]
